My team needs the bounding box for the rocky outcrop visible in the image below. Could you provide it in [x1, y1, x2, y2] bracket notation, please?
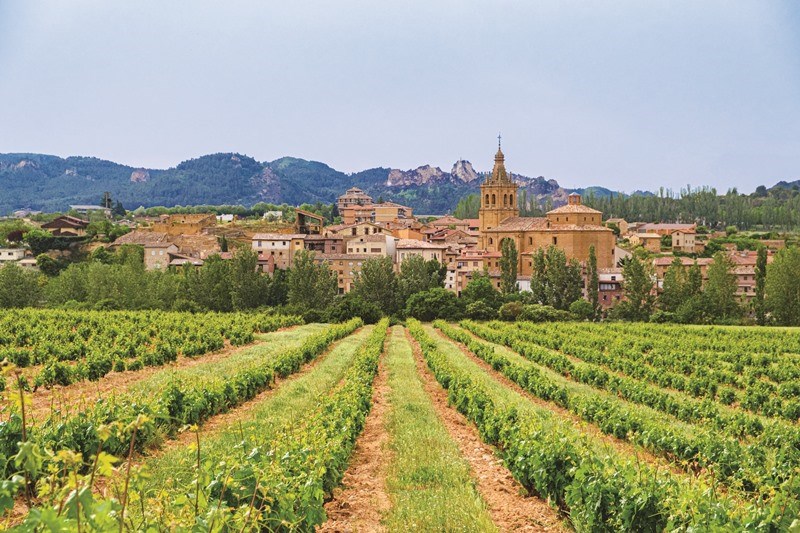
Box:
[251, 166, 281, 203]
[451, 159, 480, 183]
[130, 169, 150, 183]
[386, 164, 448, 186]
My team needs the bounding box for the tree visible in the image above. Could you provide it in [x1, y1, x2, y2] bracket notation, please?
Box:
[586, 245, 599, 318]
[543, 247, 582, 310]
[569, 299, 595, 320]
[461, 271, 502, 310]
[0, 264, 42, 308]
[220, 235, 229, 253]
[659, 257, 688, 312]
[754, 246, 767, 325]
[190, 255, 233, 312]
[287, 250, 336, 313]
[405, 288, 464, 321]
[36, 254, 65, 277]
[499, 238, 518, 295]
[766, 247, 800, 326]
[703, 252, 740, 320]
[397, 255, 441, 306]
[229, 247, 266, 310]
[352, 256, 399, 315]
[619, 255, 655, 321]
[112, 200, 126, 217]
[327, 293, 382, 324]
[453, 194, 480, 219]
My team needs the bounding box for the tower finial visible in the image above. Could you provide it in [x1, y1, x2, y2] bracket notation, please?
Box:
[498, 132, 501, 149]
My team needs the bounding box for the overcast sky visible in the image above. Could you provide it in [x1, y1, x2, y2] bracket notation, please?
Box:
[1, 1, 798, 193]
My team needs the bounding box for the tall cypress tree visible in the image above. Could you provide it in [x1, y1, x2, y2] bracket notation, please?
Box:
[754, 246, 767, 325]
[499, 238, 518, 295]
[587, 245, 599, 318]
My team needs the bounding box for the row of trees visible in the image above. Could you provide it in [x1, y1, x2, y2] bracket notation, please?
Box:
[614, 246, 800, 326]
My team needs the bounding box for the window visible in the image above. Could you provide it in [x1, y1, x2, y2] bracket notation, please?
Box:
[489, 237, 493, 245]
[257, 241, 262, 248]
[510, 193, 514, 206]
[491, 194, 496, 205]
[552, 237, 558, 245]
[610, 276, 616, 281]
[528, 237, 533, 245]
[485, 194, 490, 206]
[503, 193, 508, 206]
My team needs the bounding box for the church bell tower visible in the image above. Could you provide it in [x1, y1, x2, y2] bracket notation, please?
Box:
[479, 138, 519, 237]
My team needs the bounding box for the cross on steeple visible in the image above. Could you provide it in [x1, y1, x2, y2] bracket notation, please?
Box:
[497, 133, 501, 149]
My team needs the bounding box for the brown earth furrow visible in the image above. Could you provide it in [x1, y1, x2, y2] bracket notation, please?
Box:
[317, 357, 391, 533]
[406, 329, 566, 533]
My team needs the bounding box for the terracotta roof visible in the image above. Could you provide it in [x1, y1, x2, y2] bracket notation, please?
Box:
[464, 218, 480, 226]
[489, 217, 550, 231]
[431, 216, 466, 226]
[349, 234, 396, 242]
[641, 223, 695, 231]
[396, 239, 448, 249]
[252, 233, 306, 240]
[547, 204, 601, 215]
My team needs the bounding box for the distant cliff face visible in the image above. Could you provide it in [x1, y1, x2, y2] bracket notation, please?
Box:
[0, 151, 614, 215]
[451, 160, 480, 183]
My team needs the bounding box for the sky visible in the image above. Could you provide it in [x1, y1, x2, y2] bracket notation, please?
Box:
[0, 1, 798, 193]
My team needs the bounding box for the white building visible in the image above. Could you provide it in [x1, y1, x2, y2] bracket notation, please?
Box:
[0, 248, 26, 264]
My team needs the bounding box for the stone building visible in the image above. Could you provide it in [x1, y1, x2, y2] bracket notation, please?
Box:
[337, 187, 373, 212]
[151, 214, 216, 236]
[477, 145, 615, 271]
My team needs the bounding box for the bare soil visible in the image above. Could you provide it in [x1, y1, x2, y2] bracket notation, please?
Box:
[406, 329, 566, 533]
[317, 357, 392, 533]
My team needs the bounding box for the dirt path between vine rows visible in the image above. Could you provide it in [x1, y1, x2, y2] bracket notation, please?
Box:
[406, 330, 566, 533]
[317, 357, 392, 533]
[435, 326, 690, 478]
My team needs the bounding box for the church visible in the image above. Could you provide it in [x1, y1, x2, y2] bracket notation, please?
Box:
[478, 145, 616, 273]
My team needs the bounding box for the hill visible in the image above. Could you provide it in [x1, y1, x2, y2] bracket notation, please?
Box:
[0, 151, 619, 215]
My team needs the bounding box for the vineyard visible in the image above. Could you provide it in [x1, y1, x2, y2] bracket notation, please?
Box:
[1, 312, 799, 531]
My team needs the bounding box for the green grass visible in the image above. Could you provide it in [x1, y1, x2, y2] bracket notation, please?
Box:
[139, 325, 372, 492]
[383, 326, 496, 532]
[129, 323, 329, 397]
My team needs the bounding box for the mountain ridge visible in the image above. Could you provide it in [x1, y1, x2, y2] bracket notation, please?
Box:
[0, 151, 638, 215]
